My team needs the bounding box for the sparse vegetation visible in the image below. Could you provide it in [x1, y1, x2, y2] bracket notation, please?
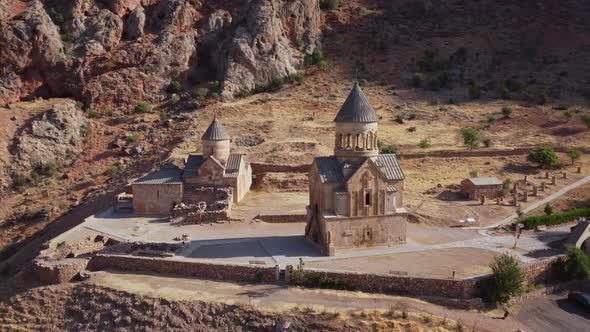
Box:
[482, 138, 492, 148]
[381, 145, 400, 155]
[320, 0, 340, 10]
[60, 32, 75, 43]
[86, 109, 97, 118]
[103, 62, 117, 71]
[501, 106, 513, 118]
[460, 128, 480, 150]
[564, 111, 573, 122]
[527, 147, 559, 168]
[135, 101, 153, 113]
[519, 208, 590, 229]
[566, 147, 582, 165]
[394, 114, 405, 124]
[104, 163, 121, 177]
[418, 138, 431, 149]
[501, 179, 512, 197]
[168, 95, 180, 105]
[195, 88, 209, 102]
[482, 254, 523, 304]
[125, 133, 141, 145]
[581, 114, 590, 130]
[310, 48, 324, 65]
[287, 72, 305, 83]
[412, 73, 424, 88]
[167, 80, 182, 93]
[487, 116, 496, 124]
[563, 248, 590, 280]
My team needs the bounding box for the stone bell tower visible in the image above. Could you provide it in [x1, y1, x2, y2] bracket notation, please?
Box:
[334, 82, 380, 161]
[202, 117, 231, 164]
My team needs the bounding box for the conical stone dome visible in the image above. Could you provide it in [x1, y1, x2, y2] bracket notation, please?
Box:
[334, 82, 379, 123]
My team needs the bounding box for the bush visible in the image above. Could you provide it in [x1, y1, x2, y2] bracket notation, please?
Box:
[460, 128, 480, 150]
[294, 38, 303, 48]
[311, 48, 324, 65]
[167, 80, 182, 93]
[487, 116, 497, 124]
[527, 147, 559, 168]
[12, 176, 28, 188]
[394, 114, 405, 124]
[504, 79, 523, 92]
[563, 248, 590, 280]
[269, 77, 285, 91]
[501, 106, 513, 118]
[208, 81, 220, 91]
[381, 145, 400, 155]
[125, 133, 141, 145]
[499, 85, 510, 99]
[195, 88, 209, 102]
[104, 163, 121, 177]
[236, 88, 250, 98]
[501, 179, 511, 197]
[317, 60, 329, 70]
[412, 73, 424, 88]
[168, 95, 180, 105]
[483, 138, 492, 148]
[320, 0, 340, 10]
[287, 72, 305, 83]
[482, 254, 523, 303]
[518, 208, 590, 229]
[103, 62, 117, 71]
[544, 204, 553, 215]
[564, 111, 573, 122]
[407, 126, 416, 132]
[408, 112, 417, 120]
[60, 32, 75, 43]
[582, 114, 590, 129]
[418, 138, 431, 149]
[135, 101, 153, 113]
[86, 109, 97, 118]
[289, 258, 306, 285]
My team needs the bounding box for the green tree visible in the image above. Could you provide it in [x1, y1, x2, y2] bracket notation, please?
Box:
[501, 106, 513, 119]
[566, 147, 582, 165]
[460, 128, 480, 150]
[544, 204, 553, 215]
[563, 248, 590, 280]
[486, 254, 524, 304]
[527, 147, 559, 168]
[311, 48, 324, 64]
[581, 114, 590, 130]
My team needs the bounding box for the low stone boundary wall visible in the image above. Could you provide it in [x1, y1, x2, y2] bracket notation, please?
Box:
[521, 255, 566, 284]
[88, 254, 278, 284]
[256, 214, 306, 223]
[33, 258, 88, 284]
[286, 267, 482, 299]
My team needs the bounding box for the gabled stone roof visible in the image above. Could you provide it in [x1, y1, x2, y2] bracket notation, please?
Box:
[314, 154, 404, 183]
[202, 117, 230, 140]
[370, 154, 405, 180]
[334, 82, 379, 123]
[466, 177, 503, 186]
[314, 156, 345, 183]
[133, 165, 183, 185]
[184, 154, 244, 179]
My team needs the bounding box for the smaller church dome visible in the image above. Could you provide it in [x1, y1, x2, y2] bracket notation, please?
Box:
[202, 117, 230, 141]
[334, 82, 379, 123]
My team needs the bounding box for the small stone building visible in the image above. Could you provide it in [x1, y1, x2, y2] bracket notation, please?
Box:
[130, 118, 252, 215]
[305, 83, 407, 256]
[132, 165, 183, 214]
[460, 177, 503, 200]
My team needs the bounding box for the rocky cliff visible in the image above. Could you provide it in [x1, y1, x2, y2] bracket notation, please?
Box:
[0, 0, 321, 109]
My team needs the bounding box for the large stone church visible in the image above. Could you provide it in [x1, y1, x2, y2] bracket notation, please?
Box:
[304, 83, 407, 256]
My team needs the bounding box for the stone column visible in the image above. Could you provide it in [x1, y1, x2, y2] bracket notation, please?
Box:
[512, 195, 518, 206]
[523, 191, 528, 202]
[577, 166, 582, 174]
[551, 176, 556, 185]
[545, 171, 550, 179]
[524, 175, 528, 184]
[512, 183, 517, 193]
[496, 197, 501, 205]
[562, 172, 567, 179]
[541, 182, 546, 191]
[480, 195, 486, 205]
[532, 185, 538, 196]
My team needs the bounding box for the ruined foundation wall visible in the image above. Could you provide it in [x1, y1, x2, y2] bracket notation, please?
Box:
[88, 254, 278, 284]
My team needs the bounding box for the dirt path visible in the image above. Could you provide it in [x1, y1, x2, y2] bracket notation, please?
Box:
[90, 270, 524, 332]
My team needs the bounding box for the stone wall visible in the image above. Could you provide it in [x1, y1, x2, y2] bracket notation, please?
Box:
[32, 258, 88, 284]
[251, 163, 310, 174]
[88, 254, 278, 284]
[521, 255, 565, 285]
[182, 185, 232, 208]
[256, 214, 306, 223]
[287, 267, 481, 299]
[171, 205, 230, 224]
[132, 183, 183, 215]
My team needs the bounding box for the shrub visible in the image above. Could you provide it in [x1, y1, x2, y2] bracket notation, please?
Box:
[104, 163, 121, 177]
[412, 73, 424, 88]
[236, 88, 250, 98]
[544, 204, 553, 216]
[320, 0, 340, 10]
[125, 133, 141, 145]
[287, 72, 305, 83]
[504, 79, 523, 92]
[295, 38, 303, 48]
[460, 128, 480, 150]
[208, 80, 220, 91]
[418, 138, 431, 149]
[564, 111, 573, 122]
[468, 83, 481, 99]
[483, 138, 492, 148]
[501, 179, 511, 197]
[195, 88, 209, 102]
[407, 126, 416, 132]
[86, 109, 97, 118]
[487, 116, 496, 124]
[103, 62, 117, 70]
[527, 147, 559, 168]
[311, 48, 324, 64]
[582, 114, 590, 130]
[482, 254, 523, 303]
[269, 77, 285, 91]
[168, 95, 180, 105]
[12, 176, 28, 188]
[167, 80, 182, 93]
[160, 111, 169, 123]
[289, 258, 306, 285]
[394, 114, 405, 124]
[381, 145, 400, 155]
[317, 60, 329, 70]
[501, 106, 513, 118]
[408, 112, 417, 120]
[499, 85, 510, 99]
[135, 101, 153, 113]
[563, 248, 590, 280]
[566, 147, 582, 165]
[30, 170, 40, 182]
[518, 208, 590, 229]
[60, 32, 75, 43]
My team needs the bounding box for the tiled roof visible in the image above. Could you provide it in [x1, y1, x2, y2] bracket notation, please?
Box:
[371, 154, 405, 180]
[334, 82, 379, 123]
[202, 117, 230, 140]
[467, 177, 502, 186]
[133, 165, 183, 185]
[314, 156, 345, 183]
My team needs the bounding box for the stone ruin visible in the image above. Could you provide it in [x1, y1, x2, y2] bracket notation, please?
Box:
[171, 186, 233, 224]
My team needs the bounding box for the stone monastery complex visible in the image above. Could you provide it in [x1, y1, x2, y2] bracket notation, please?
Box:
[130, 83, 406, 256]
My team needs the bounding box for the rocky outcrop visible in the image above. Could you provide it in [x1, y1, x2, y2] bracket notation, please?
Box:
[11, 100, 87, 177]
[0, 0, 321, 107]
[215, 0, 321, 98]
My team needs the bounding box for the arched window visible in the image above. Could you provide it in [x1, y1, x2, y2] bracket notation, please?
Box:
[337, 134, 343, 149]
[367, 132, 373, 149]
[346, 134, 352, 149]
[373, 133, 378, 150]
[365, 192, 371, 206]
[356, 133, 361, 149]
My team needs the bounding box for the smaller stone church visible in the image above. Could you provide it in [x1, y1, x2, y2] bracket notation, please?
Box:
[130, 117, 252, 215]
[305, 83, 407, 256]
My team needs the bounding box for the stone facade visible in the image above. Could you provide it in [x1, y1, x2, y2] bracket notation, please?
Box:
[132, 182, 183, 215]
[460, 177, 503, 200]
[305, 83, 407, 256]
